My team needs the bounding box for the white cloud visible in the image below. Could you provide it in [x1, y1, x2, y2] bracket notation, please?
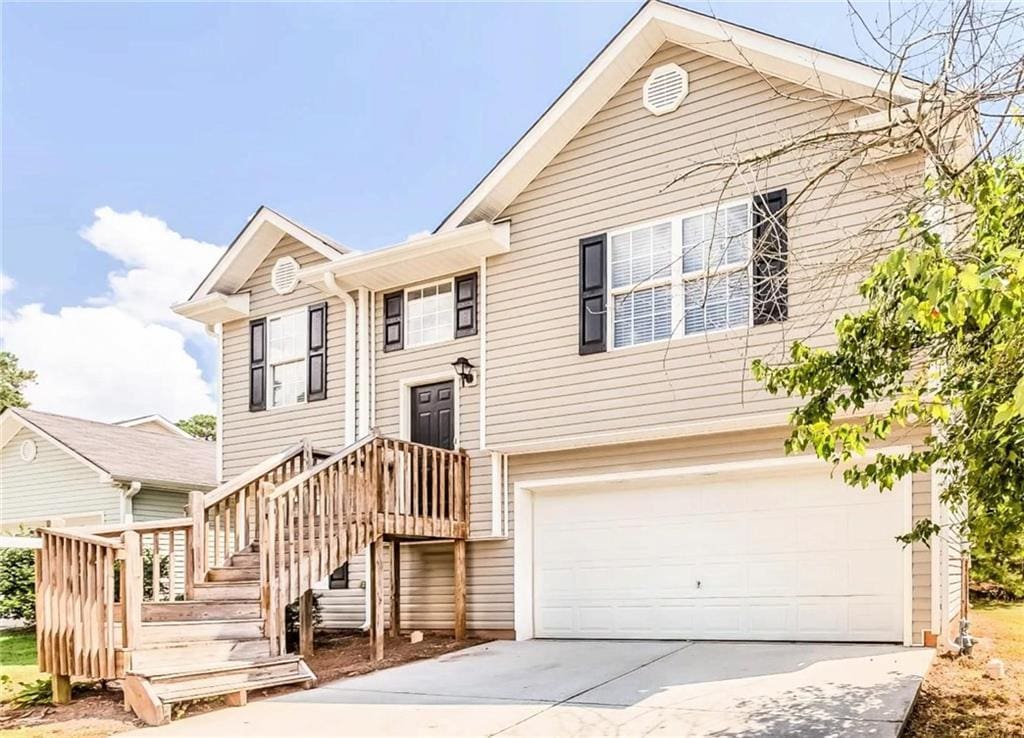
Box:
[0, 273, 14, 294]
[1, 208, 224, 422]
[82, 207, 222, 335]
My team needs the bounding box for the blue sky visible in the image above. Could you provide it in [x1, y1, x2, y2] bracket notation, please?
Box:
[1, 1, 885, 421]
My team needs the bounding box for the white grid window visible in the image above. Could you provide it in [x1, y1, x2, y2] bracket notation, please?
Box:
[407, 281, 453, 348]
[268, 311, 306, 408]
[681, 202, 751, 335]
[607, 201, 753, 348]
[610, 222, 673, 348]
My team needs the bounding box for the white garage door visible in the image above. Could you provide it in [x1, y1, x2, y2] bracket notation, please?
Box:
[532, 465, 906, 642]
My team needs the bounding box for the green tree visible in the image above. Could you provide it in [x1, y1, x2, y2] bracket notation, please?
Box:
[176, 413, 216, 441]
[752, 157, 1024, 593]
[0, 351, 36, 412]
[0, 538, 37, 623]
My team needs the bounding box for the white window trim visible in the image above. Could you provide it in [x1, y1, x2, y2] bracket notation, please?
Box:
[403, 277, 456, 350]
[265, 307, 308, 411]
[606, 197, 754, 351]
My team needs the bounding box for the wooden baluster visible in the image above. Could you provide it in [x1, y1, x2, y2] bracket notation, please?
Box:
[411, 445, 420, 532]
[288, 489, 297, 603]
[188, 490, 206, 591]
[83, 544, 94, 675]
[167, 530, 177, 601]
[104, 546, 115, 678]
[236, 487, 246, 553]
[432, 449, 440, 536]
[70, 539, 81, 676]
[150, 532, 160, 601]
[34, 542, 45, 676]
[123, 531, 142, 659]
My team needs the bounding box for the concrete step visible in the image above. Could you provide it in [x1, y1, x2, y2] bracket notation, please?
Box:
[193, 581, 260, 601]
[142, 600, 260, 622]
[140, 618, 264, 644]
[128, 638, 271, 673]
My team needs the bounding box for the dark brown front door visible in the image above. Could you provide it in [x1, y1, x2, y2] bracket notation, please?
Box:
[410, 381, 454, 517]
[410, 381, 454, 450]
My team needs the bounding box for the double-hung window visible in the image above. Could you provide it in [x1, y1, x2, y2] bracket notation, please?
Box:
[609, 201, 752, 348]
[406, 281, 454, 348]
[267, 311, 306, 408]
[681, 202, 752, 335]
[610, 222, 674, 348]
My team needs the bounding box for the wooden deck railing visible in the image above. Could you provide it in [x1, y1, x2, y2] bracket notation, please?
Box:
[259, 434, 470, 653]
[34, 435, 467, 684]
[34, 442, 320, 683]
[36, 529, 121, 680]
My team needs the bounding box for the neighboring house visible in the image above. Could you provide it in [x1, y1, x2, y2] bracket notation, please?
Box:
[170, 1, 963, 647]
[0, 408, 217, 533]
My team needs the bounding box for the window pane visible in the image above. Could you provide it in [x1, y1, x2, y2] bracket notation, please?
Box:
[613, 285, 672, 348]
[682, 215, 704, 273]
[406, 282, 454, 347]
[269, 312, 305, 363]
[271, 360, 306, 408]
[725, 203, 751, 265]
[683, 272, 751, 335]
[727, 271, 751, 327]
[611, 222, 672, 290]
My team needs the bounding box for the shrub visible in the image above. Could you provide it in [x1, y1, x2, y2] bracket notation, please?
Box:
[0, 542, 36, 624]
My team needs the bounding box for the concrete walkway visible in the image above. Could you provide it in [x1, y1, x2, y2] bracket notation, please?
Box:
[125, 640, 933, 737]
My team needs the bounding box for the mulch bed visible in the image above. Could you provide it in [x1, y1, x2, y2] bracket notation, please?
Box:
[0, 632, 482, 734]
[904, 601, 1024, 737]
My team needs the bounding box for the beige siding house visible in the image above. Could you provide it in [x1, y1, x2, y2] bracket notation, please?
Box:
[173, 1, 962, 648]
[0, 409, 217, 534]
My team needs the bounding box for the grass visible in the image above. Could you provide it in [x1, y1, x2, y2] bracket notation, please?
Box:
[905, 600, 1024, 737]
[0, 629, 41, 702]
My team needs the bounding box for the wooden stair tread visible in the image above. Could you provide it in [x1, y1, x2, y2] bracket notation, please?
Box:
[131, 654, 301, 679]
[153, 669, 313, 703]
[129, 637, 269, 652]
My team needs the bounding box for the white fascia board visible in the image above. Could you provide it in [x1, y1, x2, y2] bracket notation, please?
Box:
[300, 221, 510, 293]
[171, 292, 250, 327]
[439, 1, 920, 231]
[115, 415, 190, 437]
[0, 409, 112, 480]
[190, 207, 350, 302]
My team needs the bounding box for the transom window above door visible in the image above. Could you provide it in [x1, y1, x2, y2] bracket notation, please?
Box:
[406, 281, 454, 348]
[609, 200, 753, 349]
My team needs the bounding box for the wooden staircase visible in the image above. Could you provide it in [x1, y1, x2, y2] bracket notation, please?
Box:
[122, 545, 315, 725]
[34, 434, 470, 725]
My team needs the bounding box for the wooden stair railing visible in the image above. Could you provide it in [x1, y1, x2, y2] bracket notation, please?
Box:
[34, 441, 322, 691]
[259, 434, 470, 654]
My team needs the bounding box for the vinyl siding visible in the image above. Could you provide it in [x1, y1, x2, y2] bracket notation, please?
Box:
[132, 487, 189, 521]
[1, 428, 121, 530]
[487, 42, 924, 448]
[317, 553, 368, 630]
[220, 236, 349, 478]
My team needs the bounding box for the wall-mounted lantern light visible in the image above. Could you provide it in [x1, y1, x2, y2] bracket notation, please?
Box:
[451, 356, 476, 387]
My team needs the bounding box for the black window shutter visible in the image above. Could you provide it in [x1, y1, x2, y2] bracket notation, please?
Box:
[248, 318, 267, 412]
[579, 234, 607, 355]
[307, 302, 327, 402]
[383, 290, 404, 352]
[454, 273, 478, 338]
[752, 189, 789, 325]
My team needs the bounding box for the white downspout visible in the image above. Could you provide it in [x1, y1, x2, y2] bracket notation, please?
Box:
[121, 480, 142, 524]
[357, 288, 370, 437]
[205, 322, 224, 483]
[323, 273, 357, 445]
[323, 272, 368, 630]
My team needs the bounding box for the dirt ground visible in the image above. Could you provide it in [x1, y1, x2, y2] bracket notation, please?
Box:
[0, 632, 480, 737]
[905, 600, 1024, 737]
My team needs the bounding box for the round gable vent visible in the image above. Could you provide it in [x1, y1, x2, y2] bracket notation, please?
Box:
[271, 256, 300, 295]
[20, 439, 37, 462]
[643, 63, 688, 116]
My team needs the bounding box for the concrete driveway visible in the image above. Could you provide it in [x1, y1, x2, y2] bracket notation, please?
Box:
[127, 640, 933, 737]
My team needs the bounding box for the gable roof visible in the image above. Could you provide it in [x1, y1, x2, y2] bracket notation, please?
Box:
[189, 206, 351, 302]
[437, 0, 921, 231]
[115, 414, 190, 437]
[2, 408, 217, 490]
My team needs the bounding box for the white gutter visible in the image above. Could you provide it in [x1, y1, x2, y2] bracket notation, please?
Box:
[323, 273, 357, 444]
[121, 480, 142, 524]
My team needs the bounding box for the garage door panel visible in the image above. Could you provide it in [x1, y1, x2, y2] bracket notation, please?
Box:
[532, 468, 905, 643]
